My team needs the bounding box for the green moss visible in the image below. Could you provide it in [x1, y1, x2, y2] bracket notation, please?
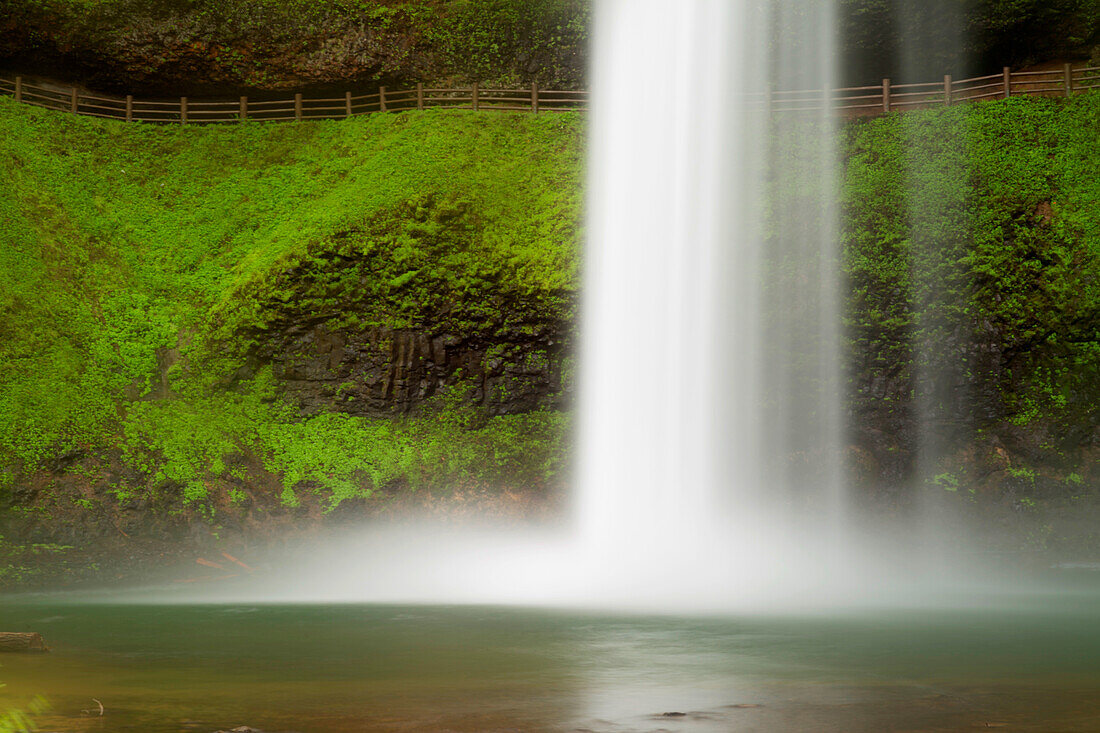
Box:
[215, 190, 576, 349]
[0, 99, 581, 506]
[121, 374, 569, 510]
[840, 94, 1100, 442]
[0, 534, 75, 588]
[8, 70, 1100, 514]
[931, 472, 960, 492]
[418, 0, 591, 86]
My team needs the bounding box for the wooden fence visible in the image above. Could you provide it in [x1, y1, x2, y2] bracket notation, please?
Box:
[777, 64, 1100, 115]
[0, 78, 585, 123]
[0, 64, 1098, 124]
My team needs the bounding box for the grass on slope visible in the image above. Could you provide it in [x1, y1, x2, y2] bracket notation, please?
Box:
[0, 99, 583, 507]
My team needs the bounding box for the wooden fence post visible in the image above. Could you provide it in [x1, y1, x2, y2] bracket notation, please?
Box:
[944, 74, 952, 105]
[1065, 63, 1073, 97]
[531, 82, 539, 113]
[1003, 67, 1011, 98]
[472, 82, 479, 111]
[240, 95, 247, 121]
[417, 82, 424, 110]
[294, 92, 303, 121]
[13, 76, 21, 103]
[379, 86, 387, 112]
[125, 94, 133, 122]
[180, 96, 188, 124]
[71, 87, 79, 113]
[882, 78, 891, 113]
[345, 91, 352, 117]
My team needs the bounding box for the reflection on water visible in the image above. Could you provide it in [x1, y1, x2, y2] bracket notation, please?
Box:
[1, 593, 1100, 732]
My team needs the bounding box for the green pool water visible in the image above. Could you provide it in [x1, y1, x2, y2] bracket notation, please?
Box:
[1, 586, 1099, 732]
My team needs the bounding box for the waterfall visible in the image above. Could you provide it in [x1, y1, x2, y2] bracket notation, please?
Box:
[576, 0, 843, 601]
[578, 0, 744, 555]
[185, 0, 909, 611]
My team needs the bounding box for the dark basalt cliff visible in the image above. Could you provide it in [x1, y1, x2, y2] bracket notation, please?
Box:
[220, 197, 577, 419]
[259, 325, 569, 417]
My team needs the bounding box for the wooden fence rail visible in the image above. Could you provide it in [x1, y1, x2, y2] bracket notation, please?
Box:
[0, 66, 1097, 124]
[770, 64, 1100, 116]
[0, 77, 582, 123]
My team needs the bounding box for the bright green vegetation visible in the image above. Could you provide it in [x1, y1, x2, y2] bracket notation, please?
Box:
[842, 92, 1100, 453]
[122, 378, 570, 510]
[4, 83, 1100, 525]
[0, 99, 582, 509]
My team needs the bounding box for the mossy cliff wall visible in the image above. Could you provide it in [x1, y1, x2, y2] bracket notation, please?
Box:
[235, 196, 573, 418]
[2, 92, 1100, 583]
[0, 101, 581, 584]
[838, 94, 1100, 506]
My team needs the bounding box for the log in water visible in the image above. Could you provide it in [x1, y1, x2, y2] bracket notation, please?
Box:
[0, 632, 48, 652]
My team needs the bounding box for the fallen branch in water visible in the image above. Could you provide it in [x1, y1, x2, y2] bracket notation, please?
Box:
[81, 699, 104, 716]
[0, 633, 48, 653]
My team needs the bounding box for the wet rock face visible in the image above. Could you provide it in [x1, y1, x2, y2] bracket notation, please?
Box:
[0, 1, 590, 96]
[258, 322, 571, 417]
[0, 219, 575, 588]
[0, 3, 436, 96]
[847, 314, 1100, 495]
[223, 197, 578, 419]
